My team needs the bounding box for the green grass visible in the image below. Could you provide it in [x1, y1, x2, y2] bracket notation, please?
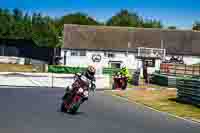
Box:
[0, 63, 48, 72]
[107, 89, 200, 121]
[0, 63, 34, 72]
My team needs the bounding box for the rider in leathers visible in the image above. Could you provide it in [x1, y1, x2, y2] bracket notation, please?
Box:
[62, 66, 96, 103]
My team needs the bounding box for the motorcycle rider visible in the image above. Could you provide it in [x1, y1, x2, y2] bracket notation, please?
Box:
[118, 65, 130, 90]
[120, 64, 130, 80]
[63, 65, 96, 102]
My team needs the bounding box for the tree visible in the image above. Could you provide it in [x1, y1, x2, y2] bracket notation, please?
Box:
[141, 19, 163, 28]
[13, 8, 23, 21]
[168, 26, 177, 29]
[0, 9, 13, 38]
[60, 12, 100, 25]
[106, 9, 140, 27]
[193, 21, 200, 31]
[31, 13, 59, 47]
[106, 9, 162, 28]
[56, 12, 100, 38]
[0, 8, 165, 48]
[151, 20, 163, 28]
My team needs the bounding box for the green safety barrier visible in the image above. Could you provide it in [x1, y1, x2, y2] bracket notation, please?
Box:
[48, 66, 134, 77]
[48, 65, 87, 74]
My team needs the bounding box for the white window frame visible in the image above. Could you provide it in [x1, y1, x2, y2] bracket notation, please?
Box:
[104, 52, 115, 58]
[71, 51, 79, 56]
[79, 50, 86, 56]
[70, 50, 86, 56]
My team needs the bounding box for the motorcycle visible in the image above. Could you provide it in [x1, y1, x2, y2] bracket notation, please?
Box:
[61, 73, 93, 114]
[112, 74, 128, 90]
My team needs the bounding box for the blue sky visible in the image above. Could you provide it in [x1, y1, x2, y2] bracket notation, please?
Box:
[1, 0, 199, 29]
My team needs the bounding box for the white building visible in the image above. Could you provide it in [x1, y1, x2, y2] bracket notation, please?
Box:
[61, 24, 200, 75]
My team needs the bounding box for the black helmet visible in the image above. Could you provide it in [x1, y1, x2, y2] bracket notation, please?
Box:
[85, 66, 96, 79]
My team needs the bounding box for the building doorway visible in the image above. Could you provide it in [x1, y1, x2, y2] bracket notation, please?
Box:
[109, 61, 122, 68]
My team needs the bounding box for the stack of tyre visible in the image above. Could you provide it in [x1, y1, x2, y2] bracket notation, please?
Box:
[132, 69, 140, 86]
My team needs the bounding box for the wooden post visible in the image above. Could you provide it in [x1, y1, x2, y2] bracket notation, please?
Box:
[167, 64, 170, 75]
[184, 64, 186, 75]
[192, 65, 194, 76]
[174, 64, 176, 76]
[199, 64, 200, 76]
[51, 72, 54, 88]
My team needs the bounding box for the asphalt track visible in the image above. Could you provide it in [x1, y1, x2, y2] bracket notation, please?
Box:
[0, 87, 200, 133]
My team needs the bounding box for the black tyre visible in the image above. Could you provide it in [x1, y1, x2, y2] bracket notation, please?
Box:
[70, 106, 79, 114]
[112, 83, 115, 90]
[122, 80, 127, 90]
[60, 102, 67, 112]
[69, 103, 80, 114]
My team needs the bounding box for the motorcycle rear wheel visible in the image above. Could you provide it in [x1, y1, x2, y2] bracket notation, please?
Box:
[60, 102, 67, 112]
[121, 81, 127, 90]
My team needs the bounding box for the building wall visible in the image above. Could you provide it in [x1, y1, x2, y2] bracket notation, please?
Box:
[60, 49, 163, 75]
[61, 49, 200, 76]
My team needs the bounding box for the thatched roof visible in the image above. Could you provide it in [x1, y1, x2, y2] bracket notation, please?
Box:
[64, 24, 200, 56]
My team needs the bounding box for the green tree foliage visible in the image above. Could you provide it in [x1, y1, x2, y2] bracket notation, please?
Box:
[56, 12, 101, 36]
[106, 9, 163, 28]
[142, 19, 163, 28]
[193, 21, 200, 31]
[106, 9, 140, 27]
[0, 8, 165, 47]
[0, 9, 101, 47]
[60, 12, 100, 25]
[168, 26, 177, 30]
[0, 9, 13, 38]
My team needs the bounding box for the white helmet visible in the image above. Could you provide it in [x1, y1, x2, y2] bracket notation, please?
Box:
[121, 64, 126, 69]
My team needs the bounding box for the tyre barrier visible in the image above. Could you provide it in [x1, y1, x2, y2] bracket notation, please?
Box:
[177, 77, 200, 106]
[150, 73, 190, 88]
[150, 73, 169, 86]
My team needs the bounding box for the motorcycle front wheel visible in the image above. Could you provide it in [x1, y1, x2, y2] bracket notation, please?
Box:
[69, 102, 81, 114]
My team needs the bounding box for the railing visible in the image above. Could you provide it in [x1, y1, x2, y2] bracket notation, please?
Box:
[160, 63, 200, 76]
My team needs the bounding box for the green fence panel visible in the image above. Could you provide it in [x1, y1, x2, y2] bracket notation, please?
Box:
[48, 65, 87, 74]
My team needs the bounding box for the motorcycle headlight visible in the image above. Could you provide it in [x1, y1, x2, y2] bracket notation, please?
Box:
[83, 91, 89, 97]
[78, 88, 84, 93]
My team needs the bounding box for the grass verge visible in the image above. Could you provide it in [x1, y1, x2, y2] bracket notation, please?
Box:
[106, 89, 200, 122]
[0, 63, 33, 72]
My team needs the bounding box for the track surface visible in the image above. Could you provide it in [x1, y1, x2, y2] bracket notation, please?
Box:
[0, 87, 200, 133]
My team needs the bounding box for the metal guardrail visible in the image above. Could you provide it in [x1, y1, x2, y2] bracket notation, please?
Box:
[177, 78, 200, 106]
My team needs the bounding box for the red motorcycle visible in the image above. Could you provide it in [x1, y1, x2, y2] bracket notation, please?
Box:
[112, 74, 128, 90]
[61, 73, 92, 113]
